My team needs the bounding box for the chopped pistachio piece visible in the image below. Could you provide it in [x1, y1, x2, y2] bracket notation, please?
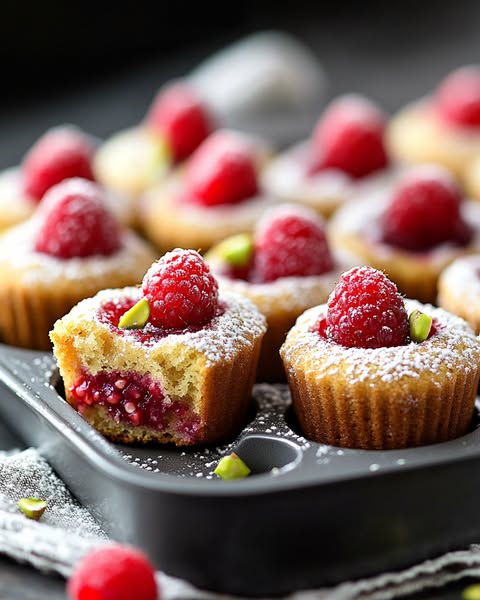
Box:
[409, 309, 432, 343]
[216, 234, 254, 268]
[214, 452, 251, 480]
[463, 584, 480, 600]
[18, 497, 47, 520]
[118, 298, 150, 329]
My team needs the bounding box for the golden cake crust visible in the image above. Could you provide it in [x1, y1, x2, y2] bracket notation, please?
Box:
[280, 299, 480, 449]
[50, 287, 266, 446]
[0, 221, 158, 350]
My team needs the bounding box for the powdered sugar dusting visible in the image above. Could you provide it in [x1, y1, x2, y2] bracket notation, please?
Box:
[281, 299, 480, 385]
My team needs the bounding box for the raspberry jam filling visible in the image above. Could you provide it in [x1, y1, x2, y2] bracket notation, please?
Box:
[69, 369, 201, 442]
[97, 297, 224, 344]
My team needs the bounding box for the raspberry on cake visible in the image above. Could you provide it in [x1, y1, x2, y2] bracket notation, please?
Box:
[50, 249, 266, 446]
[0, 177, 157, 350]
[387, 65, 480, 192]
[93, 80, 215, 200]
[262, 94, 393, 219]
[280, 266, 480, 450]
[0, 125, 136, 230]
[329, 164, 480, 303]
[140, 129, 275, 253]
[205, 203, 357, 382]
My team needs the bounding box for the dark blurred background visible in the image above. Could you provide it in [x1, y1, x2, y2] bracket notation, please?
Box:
[1, 0, 480, 168]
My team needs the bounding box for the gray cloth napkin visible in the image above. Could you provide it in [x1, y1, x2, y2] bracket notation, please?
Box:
[1, 447, 480, 600]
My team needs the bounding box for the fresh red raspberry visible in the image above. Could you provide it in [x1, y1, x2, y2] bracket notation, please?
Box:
[252, 205, 334, 283]
[142, 249, 219, 328]
[381, 166, 472, 251]
[324, 266, 408, 348]
[34, 178, 122, 259]
[434, 66, 480, 127]
[183, 131, 259, 206]
[22, 126, 95, 201]
[67, 544, 158, 600]
[308, 95, 389, 178]
[146, 81, 214, 163]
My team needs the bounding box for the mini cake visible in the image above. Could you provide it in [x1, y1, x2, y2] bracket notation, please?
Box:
[280, 266, 480, 450]
[329, 164, 480, 303]
[438, 254, 480, 333]
[140, 129, 276, 253]
[50, 249, 266, 446]
[206, 204, 357, 381]
[262, 94, 392, 218]
[387, 65, 480, 184]
[93, 81, 215, 200]
[0, 125, 136, 229]
[0, 178, 158, 350]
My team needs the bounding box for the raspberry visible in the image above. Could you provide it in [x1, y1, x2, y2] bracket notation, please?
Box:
[252, 204, 334, 283]
[146, 81, 214, 163]
[309, 95, 389, 178]
[183, 131, 259, 206]
[142, 249, 219, 328]
[381, 166, 472, 251]
[34, 178, 122, 259]
[67, 544, 158, 600]
[324, 266, 408, 348]
[22, 126, 95, 201]
[434, 66, 480, 127]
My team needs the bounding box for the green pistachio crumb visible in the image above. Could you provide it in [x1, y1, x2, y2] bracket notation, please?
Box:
[118, 298, 150, 329]
[463, 583, 480, 600]
[216, 234, 254, 268]
[18, 497, 47, 520]
[214, 452, 251, 480]
[408, 309, 432, 343]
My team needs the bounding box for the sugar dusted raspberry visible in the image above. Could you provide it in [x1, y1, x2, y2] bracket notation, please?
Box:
[34, 178, 122, 259]
[67, 544, 158, 600]
[434, 66, 480, 127]
[309, 94, 389, 178]
[252, 204, 334, 283]
[183, 131, 259, 206]
[22, 126, 95, 201]
[324, 266, 409, 348]
[381, 166, 472, 251]
[146, 81, 214, 163]
[142, 249, 219, 328]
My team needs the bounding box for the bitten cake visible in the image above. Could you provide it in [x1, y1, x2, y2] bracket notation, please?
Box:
[262, 94, 392, 218]
[0, 177, 157, 350]
[329, 164, 480, 303]
[206, 203, 358, 381]
[280, 266, 480, 450]
[50, 249, 266, 446]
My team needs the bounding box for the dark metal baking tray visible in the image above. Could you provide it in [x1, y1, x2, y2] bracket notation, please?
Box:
[0, 342, 479, 597]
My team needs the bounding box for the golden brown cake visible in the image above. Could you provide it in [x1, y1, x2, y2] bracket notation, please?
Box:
[387, 66, 480, 186]
[261, 94, 392, 219]
[280, 266, 480, 450]
[140, 129, 275, 253]
[437, 254, 480, 333]
[0, 178, 157, 350]
[329, 164, 480, 303]
[50, 250, 266, 446]
[205, 204, 358, 381]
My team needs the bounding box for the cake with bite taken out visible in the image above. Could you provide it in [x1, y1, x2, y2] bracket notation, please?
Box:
[280, 266, 480, 450]
[329, 164, 480, 303]
[140, 129, 274, 253]
[262, 94, 394, 219]
[205, 203, 358, 382]
[0, 126, 136, 230]
[0, 177, 157, 350]
[50, 249, 266, 446]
